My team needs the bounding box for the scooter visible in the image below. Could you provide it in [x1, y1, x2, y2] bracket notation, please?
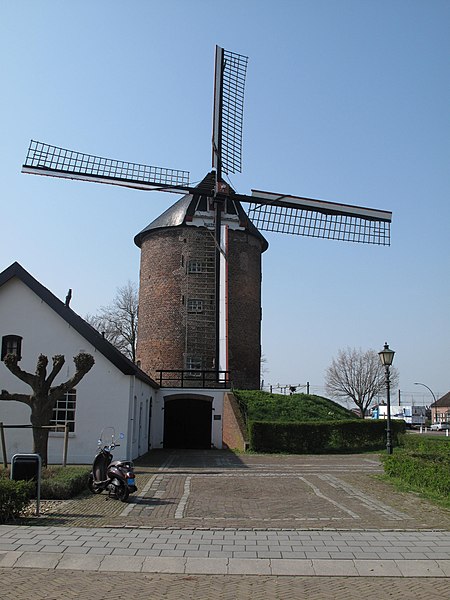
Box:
[87, 428, 137, 502]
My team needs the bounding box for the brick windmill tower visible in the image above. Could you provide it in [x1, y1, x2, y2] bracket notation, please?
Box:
[22, 46, 392, 392]
[134, 172, 268, 390]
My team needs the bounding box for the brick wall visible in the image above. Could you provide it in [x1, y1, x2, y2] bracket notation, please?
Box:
[137, 228, 188, 380]
[227, 229, 263, 389]
[222, 392, 248, 451]
[137, 224, 264, 389]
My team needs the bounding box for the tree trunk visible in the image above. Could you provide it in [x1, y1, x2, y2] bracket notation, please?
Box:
[30, 400, 53, 467]
[32, 425, 50, 467]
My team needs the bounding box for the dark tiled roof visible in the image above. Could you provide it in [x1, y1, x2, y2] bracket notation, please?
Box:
[0, 262, 158, 388]
[430, 391, 450, 408]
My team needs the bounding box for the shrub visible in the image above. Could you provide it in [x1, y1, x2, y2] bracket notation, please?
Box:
[0, 479, 33, 523]
[39, 466, 90, 499]
[0, 466, 90, 499]
[249, 419, 406, 453]
[382, 436, 450, 498]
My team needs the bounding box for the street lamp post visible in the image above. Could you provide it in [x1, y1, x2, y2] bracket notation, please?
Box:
[378, 342, 395, 455]
[414, 381, 438, 423]
[414, 382, 436, 404]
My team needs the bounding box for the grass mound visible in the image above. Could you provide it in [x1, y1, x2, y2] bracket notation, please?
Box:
[233, 389, 357, 424]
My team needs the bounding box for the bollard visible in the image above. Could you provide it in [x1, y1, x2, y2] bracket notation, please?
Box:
[11, 454, 42, 516]
[0, 423, 7, 467]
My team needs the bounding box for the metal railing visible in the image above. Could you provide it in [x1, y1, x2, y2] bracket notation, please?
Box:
[156, 370, 231, 389]
[0, 422, 70, 468]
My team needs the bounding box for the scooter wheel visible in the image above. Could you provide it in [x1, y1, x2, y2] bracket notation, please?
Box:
[88, 474, 102, 494]
[115, 481, 130, 502]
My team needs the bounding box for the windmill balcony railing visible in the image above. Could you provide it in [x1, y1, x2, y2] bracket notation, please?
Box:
[156, 369, 231, 389]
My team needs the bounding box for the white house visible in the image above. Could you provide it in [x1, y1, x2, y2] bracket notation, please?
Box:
[0, 263, 239, 464]
[0, 262, 159, 464]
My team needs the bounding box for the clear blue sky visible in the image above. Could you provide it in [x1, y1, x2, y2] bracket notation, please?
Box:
[1, 1, 449, 404]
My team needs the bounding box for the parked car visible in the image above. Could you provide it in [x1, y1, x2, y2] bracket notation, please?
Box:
[429, 422, 450, 431]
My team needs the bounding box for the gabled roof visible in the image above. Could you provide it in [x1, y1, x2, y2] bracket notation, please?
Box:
[0, 262, 158, 388]
[430, 391, 450, 408]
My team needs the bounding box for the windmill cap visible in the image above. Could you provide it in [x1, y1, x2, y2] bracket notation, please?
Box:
[134, 172, 268, 251]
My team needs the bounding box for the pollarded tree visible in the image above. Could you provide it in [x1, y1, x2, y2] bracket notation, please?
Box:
[0, 352, 94, 466]
[86, 281, 138, 362]
[325, 347, 399, 418]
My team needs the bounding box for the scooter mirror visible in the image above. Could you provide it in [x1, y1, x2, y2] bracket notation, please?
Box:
[119, 433, 125, 439]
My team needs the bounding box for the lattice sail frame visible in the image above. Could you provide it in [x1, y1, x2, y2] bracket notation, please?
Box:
[247, 203, 390, 245]
[22, 46, 392, 248]
[23, 140, 190, 189]
[244, 191, 391, 246]
[212, 47, 248, 176]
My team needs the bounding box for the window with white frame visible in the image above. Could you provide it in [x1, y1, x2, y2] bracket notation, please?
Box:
[187, 298, 204, 313]
[1, 335, 22, 361]
[50, 389, 77, 432]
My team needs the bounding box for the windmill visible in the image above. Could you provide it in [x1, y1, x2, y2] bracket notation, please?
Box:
[22, 46, 391, 390]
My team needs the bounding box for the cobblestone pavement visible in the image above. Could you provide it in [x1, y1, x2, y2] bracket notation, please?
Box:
[1, 450, 449, 598]
[19, 450, 450, 530]
[2, 569, 450, 600]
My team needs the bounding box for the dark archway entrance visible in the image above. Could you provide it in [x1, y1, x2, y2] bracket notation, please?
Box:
[163, 397, 212, 449]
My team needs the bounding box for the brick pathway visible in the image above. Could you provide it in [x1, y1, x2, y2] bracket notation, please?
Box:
[0, 450, 449, 598]
[21, 450, 450, 530]
[2, 569, 450, 600]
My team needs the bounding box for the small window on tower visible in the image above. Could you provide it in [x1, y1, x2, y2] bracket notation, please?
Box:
[1, 335, 22, 361]
[186, 356, 202, 377]
[187, 299, 204, 313]
[187, 259, 205, 274]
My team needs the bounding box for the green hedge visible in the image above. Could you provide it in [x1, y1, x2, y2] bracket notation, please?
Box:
[0, 466, 90, 499]
[382, 435, 450, 497]
[39, 466, 90, 499]
[249, 419, 406, 453]
[0, 479, 33, 523]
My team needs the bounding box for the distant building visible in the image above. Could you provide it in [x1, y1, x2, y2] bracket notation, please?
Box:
[430, 392, 450, 424]
[371, 403, 426, 428]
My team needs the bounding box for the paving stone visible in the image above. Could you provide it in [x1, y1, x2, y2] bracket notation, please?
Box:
[99, 554, 145, 572]
[141, 556, 186, 573]
[0, 551, 23, 567]
[228, 557, 271, 574]
[185, 557, 228, 574]
[312, 559, 359, 576]
[354, 559, 403, 577]
[394, 559, 446, 577]
[14, 551, 61, 569]
[270, 559, 315, 575]
[56, 553, 103, 570]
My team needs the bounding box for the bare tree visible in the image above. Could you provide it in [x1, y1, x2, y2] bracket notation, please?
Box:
[0, 352, 94, 466]
[325, 347, 399, 418]
[86, 281, 138, 362]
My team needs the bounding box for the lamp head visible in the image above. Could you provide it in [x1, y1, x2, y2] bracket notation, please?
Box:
[379, 342, 395, 367]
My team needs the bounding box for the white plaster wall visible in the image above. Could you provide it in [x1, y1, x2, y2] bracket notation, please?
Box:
[0, 278, 153, 464]
[151, 388, 225, 449]
[129, 377, 153, 459]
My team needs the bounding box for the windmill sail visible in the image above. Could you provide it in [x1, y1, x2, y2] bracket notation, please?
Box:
[22, 140, 192, 193]
[239, 190, 391, 246]
[212, 47, 248, 178]
[21, 45, 393, 391]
